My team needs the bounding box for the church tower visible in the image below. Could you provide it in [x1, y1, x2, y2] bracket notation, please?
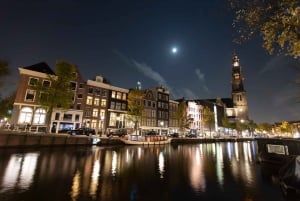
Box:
[231, 54, 249, 122]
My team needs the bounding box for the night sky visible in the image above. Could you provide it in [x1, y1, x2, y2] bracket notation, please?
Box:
[1, 0, 300, 124]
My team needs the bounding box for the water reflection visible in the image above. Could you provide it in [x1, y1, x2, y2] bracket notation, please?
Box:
[0, 142, 287, 201]
[1, 152, 38, 192]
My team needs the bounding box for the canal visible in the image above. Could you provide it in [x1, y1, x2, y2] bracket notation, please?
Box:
[0, 141, 289, 201]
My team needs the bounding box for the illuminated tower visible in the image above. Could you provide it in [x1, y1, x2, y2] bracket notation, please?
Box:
[231, 54, 249, 122]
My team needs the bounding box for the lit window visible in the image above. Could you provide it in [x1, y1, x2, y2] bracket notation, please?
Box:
[33, 108, 46, 124]
[92, 109, 98, 117]
[111, 91, 116, 98]
[86, 96, 93, 105]
[101, 99, 107, 107]
[122, 93, 127, 100]
[94, 98, 99, 106]
[19, 107, 33, 124]
[116, 92, 122, 99]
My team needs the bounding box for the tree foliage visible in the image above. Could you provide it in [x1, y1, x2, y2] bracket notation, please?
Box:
[34, 61, 76, 132]
[203, 106, 215, 136]
[127, 89, 145, 133]
[229, 0, 300, 58]
[175, 101, 192, 133]
[256, 122, 273, 133]
[0, 92, 15, 120]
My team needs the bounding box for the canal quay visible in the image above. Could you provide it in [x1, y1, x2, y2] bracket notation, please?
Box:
[0, 130, 255, 148]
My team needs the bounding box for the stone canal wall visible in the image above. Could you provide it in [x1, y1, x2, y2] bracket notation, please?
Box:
[0, 131, 94, 148]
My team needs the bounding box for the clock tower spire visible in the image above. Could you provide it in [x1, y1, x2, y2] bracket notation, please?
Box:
[231, 54, 249, 122]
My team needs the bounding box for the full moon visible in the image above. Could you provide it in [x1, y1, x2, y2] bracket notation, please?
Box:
[171, 47, 178, 54]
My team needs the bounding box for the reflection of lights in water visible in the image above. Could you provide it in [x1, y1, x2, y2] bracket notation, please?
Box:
[70, 170, 81, 201]
[216, 143, 224, 187]
[138, 147, 141, 159]
[189, 147, 206, 193]
[227, 143, 233, 160]
[89, 159, 100, 197]
[234, 142, 239, 160]
[1, 153, 38, 192]
[158, 152, 165, 178]
[112, 151, 117, 176]
[126, 149, 130, 163]
[243, 142, 253, 162]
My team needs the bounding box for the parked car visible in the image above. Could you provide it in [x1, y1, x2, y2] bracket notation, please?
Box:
[68, 128, 96, 136]
[107, 129, 127, 137]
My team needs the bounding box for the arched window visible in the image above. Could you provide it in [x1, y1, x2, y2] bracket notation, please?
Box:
[19, 107, 33, 124]
[33, 108, 46, 124]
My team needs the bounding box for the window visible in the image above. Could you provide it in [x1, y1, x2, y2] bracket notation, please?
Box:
[55, 113, 60, 120]
[94, 98, 99, 106]
[76, 104, 81, 110]
[43, 80, 50, 87]
[116, 102, 121, 110]
[122, 93, 127, 100]
[29, 77, 38, 86]
[79, 83, 84, 88]
[86, 96, 93, 105]
[110, 101, 115, 109]
[95, 89, 101, 96]
[85, 110, 91, 117]
[121, 103, 126, 110]
[88, 87, 93, 94]
[92, 109, 98, 117]
[102, 90, 107, 97]
[33, 108, 46, 124]
[111, 91, 116, 98]
[18, 107, 33, 124]
[116, 92, 122, 99]
[25, 89, 36, 102]
[40, 92, 48, 102]
[70, 82, 76, 90]
[101, 99, 107, 107]
[77, 94, 83, 99]
[75, 114, 80, 121]
[100, 110, 105, 118]
[63, 114, 72, 121]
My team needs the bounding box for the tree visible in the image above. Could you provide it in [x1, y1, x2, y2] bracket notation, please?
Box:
[0, 59, 10, 88]
[127, 89, 145, 135]
[280, 121, 293, 137]
[175, 100, 192, 135]
[34, 61, 76, 133]
[229, 0, 300, 58]
[221, 115, 236, 135]
[203, 106, 215, 137]
[257, 122, 273, 134]
[0, 92, 15, 120]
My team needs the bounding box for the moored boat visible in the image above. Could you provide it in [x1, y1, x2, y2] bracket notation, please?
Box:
[121, 135, 171, 145]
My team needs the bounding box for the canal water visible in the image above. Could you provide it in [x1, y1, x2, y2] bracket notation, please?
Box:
[0, 141, 289, 201]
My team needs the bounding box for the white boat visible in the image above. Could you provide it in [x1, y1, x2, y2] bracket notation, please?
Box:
[121, 135, 171, 145]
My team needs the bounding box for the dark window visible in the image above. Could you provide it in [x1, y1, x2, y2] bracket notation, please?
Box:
[70, 82, 76, 90]
[79, 83, 84, 88]
[29, 78, 38, 86]
[88, 87, 93, 94]
[43, 80, 50, 87]
[77, 94, 83, 98]
[75, 115, 80, 121]
[55, 113, 60, 120]
[76, 104, 81, 110]
[95, 89, 101, 96]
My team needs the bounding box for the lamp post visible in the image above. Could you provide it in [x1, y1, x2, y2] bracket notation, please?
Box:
[160, 121, 164, 135]
[100, 116, 104, 137]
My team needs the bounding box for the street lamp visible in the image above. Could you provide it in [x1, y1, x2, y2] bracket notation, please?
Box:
[160, 121, 164, 135]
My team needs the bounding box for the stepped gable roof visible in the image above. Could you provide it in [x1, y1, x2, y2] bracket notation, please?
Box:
[23, 62, 55, 75]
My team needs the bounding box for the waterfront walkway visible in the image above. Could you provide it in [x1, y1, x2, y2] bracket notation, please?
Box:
[0, 129, 256, 148]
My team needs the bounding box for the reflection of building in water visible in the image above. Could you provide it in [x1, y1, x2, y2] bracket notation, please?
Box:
[0, 153, 38, 193]
[215, 143, 224, 187]
[188, 145, 206, 192]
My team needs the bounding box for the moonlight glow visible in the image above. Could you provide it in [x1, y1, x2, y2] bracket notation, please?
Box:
[171, 47, 178, 54]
